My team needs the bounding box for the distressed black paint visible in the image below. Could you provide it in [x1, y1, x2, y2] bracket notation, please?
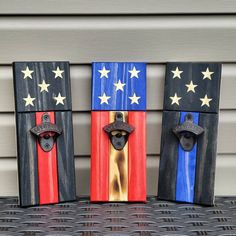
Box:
[13, 61, 76, 207]
[56, 111, 76, 202]
[164, 62, 221, 113]
[159, 62, 222, 206]
[158, 111, 179, 201]
[16, 113, 39, 207]
[194, 113, 218, 205]
[13, 61, 71, 112]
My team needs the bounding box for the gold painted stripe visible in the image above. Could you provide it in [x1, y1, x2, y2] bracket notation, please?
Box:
[109, 111, 128, 201]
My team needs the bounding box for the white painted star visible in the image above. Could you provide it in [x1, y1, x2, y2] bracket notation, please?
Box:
[98, 93, 111, 104]
[202, 67, 214, 80]
[114, 80, 126, 91]
[129, 93, 141, 104]
[200, 94, 212, 107]
[23, 94, 36, 107]
[53, 93, 66, 105]
[129, 67, 140, 78]
[21, 66, 34, 79]
[185, 81, 198, 93]
[52, 67, 64, 79]
[38, 80, 50, 92]
[98, 66, 110, 78]
[170, 93, 182, 105]
[171, 67, 183, 79]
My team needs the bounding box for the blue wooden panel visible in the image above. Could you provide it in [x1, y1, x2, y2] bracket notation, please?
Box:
[175, 111, 199, 203]
[92, 62, 146, 111]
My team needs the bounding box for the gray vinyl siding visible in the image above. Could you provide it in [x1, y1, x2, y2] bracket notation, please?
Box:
[0, 4, 235, 197]
[0, 0, 236, 14]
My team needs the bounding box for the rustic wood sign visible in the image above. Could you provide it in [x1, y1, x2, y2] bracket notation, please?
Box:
[158, 62, 222, 206]
[91, 62, 146, 202]
[13, 62, 76, 207]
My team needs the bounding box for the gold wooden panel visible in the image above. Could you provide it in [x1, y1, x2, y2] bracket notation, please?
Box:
[109, 111, 128, 201]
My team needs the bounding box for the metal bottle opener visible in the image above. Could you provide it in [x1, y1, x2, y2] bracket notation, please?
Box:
[103, 112, 135, 150]
[30, 113, 62, 152]
[172, 113, 204, 151]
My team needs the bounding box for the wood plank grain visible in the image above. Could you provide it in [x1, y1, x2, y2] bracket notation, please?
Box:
[36, 112, 59, 205]
[175, 112, 199, 203]
[158, 111, 180, 201]
[109, 111, 128, 201]
[194, 113, 218, 206]
[56, 111, 76, 202]
[90, 111, 109, 201]
[128, 112, 146, 201]
[0, 110, 235, 157]
[1, 64, 236, 112]
[13, 62, 71, 112]
[164, 63, 221, 113]
[16, 113, 39, 206]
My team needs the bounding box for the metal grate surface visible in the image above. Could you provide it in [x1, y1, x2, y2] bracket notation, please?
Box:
[0, 197, 236, 235]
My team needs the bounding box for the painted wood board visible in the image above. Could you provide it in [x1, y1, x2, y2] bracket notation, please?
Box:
[13, 61, 76, 206]
[1, 64, 236, 112]
[108, 111, 128, 201]
[16, 112, 39, 207]
[91, 62, 146, 202]
[158, 62, 222, 206]
[91, 111, 146, 202]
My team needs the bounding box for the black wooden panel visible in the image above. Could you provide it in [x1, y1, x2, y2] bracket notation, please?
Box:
[194, 113, 218, 206]
[158, 111, 180, 201]
[163, 62, 221, 113]
[16, 113, 39, 207]
[13, 61, 71, 112]
[56, 111, 76, 202]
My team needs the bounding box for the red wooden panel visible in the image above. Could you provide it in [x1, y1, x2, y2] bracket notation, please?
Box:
[36, 112, 59, 205]
[91, 111, 110, 201]
[128, 112, 146, 201]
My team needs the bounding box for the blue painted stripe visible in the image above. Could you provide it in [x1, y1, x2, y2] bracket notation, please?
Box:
[175, 111, 199, 203]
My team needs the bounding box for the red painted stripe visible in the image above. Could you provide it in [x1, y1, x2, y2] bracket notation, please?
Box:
[128, 112, 146, 201]
[36, 112, 59, 205]
[91, 111, 109, 201]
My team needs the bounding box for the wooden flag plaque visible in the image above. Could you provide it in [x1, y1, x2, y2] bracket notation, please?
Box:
[158, 62, 222, 206]
[13, 62, 76, 207]
[91, 62, 147, 202]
